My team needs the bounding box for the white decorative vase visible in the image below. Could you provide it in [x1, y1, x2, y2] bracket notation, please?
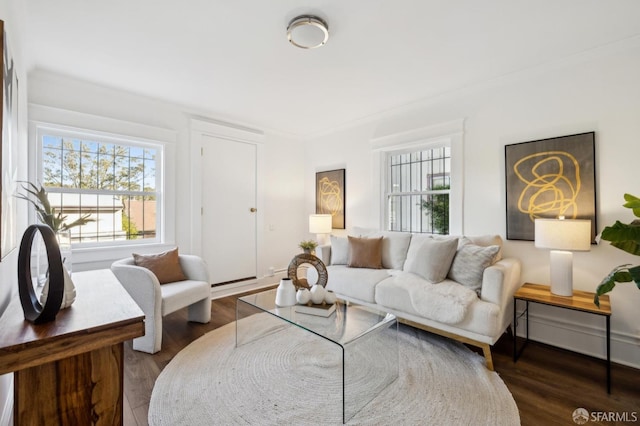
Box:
[39, 266, 76, 309]
[275, 278, 297, 307]
[324, 290, 337, 304]
[310, 284, 325, 304]
[296, 288, 311, 304]
[56, 230, 73, 276]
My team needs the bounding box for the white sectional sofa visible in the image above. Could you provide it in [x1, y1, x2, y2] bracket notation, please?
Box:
[308, 230, 522, 370]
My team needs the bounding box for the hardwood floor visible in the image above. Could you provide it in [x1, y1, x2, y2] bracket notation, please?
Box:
[124, 289, 640, 425]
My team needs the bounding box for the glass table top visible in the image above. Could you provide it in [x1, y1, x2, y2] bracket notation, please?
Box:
[237, 288, 396, 346]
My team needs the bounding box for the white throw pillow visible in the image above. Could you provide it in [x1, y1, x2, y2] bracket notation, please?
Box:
[404, 238, 459, 283]
[448, 244, 500, 294]
[330, 235, 349, 265]
[367, 231, 412, 270]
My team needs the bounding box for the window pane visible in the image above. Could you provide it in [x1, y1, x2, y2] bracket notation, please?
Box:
[43, 135, 62, 149]
[420, 193, 449, 234]
[386, 146, 451, 234]
[143, 158, 156, 192]
[115, 155, 131, 191]
[80, 153, 98, 189]
[43, 147, 62, 187]
[62, 149, 79, 188]
[81, 140, 99, 153]
[39, 129, 161, 245]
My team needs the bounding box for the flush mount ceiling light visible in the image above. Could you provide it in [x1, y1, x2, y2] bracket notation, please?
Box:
[287, 15, 329, 49]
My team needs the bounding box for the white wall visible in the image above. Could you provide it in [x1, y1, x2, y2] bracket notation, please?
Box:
[0, 57, 306, 425]
[304, 38, 640, 368]
[27, 70, 306, 277]
[0, 0, 29, 424]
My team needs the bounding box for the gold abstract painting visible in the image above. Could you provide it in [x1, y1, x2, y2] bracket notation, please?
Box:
[316, 169, 345, 229]
[505, 133, 596, 241]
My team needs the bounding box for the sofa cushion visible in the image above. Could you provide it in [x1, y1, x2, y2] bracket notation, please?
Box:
[161, 279, 211, 316]
[330, 235, 349, 265]
[375, 275, 501, 336]
[348, 236, 383, 269]
[404, 237, 458, 283]
[448, 244, 500, 294]
[133, 248, 187, 284]
[325, 265, 390, 303]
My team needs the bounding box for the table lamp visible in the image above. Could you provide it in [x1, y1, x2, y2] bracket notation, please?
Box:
[534, 218, 591, 296]
[309, 214, 332, 246]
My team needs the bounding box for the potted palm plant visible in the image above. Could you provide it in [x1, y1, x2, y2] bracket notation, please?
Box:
[594, 193, 640, 307]
[16, 182, 94, 277]
[298, 239, 318, 254]
[16, 182, 94, 233]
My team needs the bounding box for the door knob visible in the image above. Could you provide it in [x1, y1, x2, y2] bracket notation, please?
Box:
[250, 208, 257, 213]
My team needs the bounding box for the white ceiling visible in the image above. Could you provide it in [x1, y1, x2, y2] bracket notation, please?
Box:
[24, 0, 640, 136]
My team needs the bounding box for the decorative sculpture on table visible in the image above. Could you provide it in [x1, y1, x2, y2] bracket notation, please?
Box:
[17, 224, 67, 323]
[287, 252, 328, 290]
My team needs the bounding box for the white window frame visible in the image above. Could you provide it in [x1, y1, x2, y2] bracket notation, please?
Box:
[32, 122, 165, 248]
[371, 119, 464, 235]
[385, 144, 452, 234]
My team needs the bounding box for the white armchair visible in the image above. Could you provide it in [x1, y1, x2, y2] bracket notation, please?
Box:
[111, 254, 212, 354]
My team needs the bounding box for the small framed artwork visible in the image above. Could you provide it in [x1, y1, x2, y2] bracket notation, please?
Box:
[316, 169, 345, 229]
[505, 132, 596, 242]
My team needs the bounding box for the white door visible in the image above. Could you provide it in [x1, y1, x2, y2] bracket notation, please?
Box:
[201, 135, 257, 284]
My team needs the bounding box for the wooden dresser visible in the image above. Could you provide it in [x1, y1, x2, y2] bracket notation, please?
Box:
[0, 269, 144, 425]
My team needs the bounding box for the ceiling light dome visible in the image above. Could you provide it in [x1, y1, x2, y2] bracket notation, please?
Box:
[287, 15, 329, 49]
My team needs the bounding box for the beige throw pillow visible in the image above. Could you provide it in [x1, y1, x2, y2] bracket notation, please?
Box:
[133, 247, 187, 284]
[347, 236, 383, 269]
[404, 237, 459, 283]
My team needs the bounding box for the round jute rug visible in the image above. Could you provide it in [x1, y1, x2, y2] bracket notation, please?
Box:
[149, 316, 519, 425]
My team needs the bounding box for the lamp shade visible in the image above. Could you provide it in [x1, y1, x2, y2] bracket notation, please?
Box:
[309, 214, 332, 234]
[534, 219, 591, 251]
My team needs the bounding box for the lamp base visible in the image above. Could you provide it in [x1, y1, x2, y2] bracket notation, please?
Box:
[549, 250, 574, 296]
[316, 233, 329, 246]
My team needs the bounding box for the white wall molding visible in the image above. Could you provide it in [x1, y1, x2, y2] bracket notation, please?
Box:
[370, 118, 465, 150]
[515, 308, 639, 369]
[189, 117, 263, 142]
[29, 104, 177, 143]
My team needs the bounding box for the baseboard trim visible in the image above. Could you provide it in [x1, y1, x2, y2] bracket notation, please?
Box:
[210, 272, 284, 300]
[515, 308, 639, 369]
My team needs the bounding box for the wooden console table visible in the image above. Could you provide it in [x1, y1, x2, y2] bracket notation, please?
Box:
[0, 269, 144, 425]
[513, 282, 612, 393]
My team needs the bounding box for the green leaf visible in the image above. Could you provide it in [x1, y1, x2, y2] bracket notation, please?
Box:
[623, 193, 640, 218]
[629, 265, 640, 289]
[601, 221, 640, 256]
[594, 264, 640, 307]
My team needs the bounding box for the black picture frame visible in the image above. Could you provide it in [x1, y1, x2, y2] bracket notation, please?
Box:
[316, 169, 345, 229]
[505, 132, 596, 242]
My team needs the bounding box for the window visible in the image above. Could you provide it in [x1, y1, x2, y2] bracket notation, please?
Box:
[37, 125, 162, 245]
[385, 146, 451, 234]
